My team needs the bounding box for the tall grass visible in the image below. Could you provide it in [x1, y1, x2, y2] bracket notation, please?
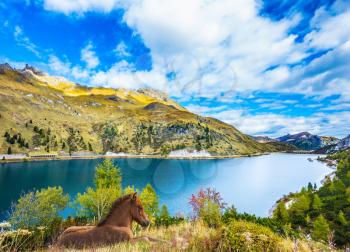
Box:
[48, 221, 334, 252]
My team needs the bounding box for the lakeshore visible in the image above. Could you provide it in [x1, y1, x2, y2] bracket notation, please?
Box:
[0, 152, 272, 163]
[0, 149, 319, 164]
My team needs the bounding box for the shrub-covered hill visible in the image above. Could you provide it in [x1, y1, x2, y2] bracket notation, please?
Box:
[273, 149, 350, 247]
[0, 63, 287, 156]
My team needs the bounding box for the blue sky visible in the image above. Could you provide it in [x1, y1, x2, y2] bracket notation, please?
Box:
[0, 0, 349, 138]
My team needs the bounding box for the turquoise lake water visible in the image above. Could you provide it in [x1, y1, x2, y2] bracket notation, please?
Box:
[0, 153, 330, 220]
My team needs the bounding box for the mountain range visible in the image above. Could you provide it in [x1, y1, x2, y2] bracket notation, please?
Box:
[254, 132, 349, 153]
[276, 132, 340, 151]
[0, 63, 292, 157]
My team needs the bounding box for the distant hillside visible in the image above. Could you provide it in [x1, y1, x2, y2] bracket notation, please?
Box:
[251, 136, 298, 152]
[276, 132, 339, 151]
[0, 63, 284, 156]
[251, 136, 276, 143]
[264, 141, 299, 152]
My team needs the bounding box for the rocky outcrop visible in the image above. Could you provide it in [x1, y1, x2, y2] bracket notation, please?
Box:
[335, 135, 350, 151]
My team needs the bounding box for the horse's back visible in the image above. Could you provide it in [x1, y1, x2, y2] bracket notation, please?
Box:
[56, 225, 132, 249]
[61, 225, 94, 235]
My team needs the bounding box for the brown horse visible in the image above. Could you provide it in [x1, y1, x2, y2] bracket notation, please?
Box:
[56, 193, 150, 248]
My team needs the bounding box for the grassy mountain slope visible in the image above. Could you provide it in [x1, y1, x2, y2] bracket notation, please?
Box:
[0, 63, 283, 156]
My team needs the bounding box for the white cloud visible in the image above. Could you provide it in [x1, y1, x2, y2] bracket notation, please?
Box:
[81, 42, 100, 69]
[305, 6, 350, 50]
[14, 25, 22, 37]
[43, 0, 125, 14]
[114, 41, 130, 57]
[121, 0, 306, 96]
[48, 55, 90, 80]
[13, 25, 40, 57]
[321, 102, 350, 111]
[279, 38, 350, 100]
[194, 107, 350, 138]
[42, 0, 350, 101]
[42, 0, 305, 95]
[72, 66, 89, 79]
[48, 55, 70, 74]
[90, 60, 167, 90]
[186, 104, 227, 115]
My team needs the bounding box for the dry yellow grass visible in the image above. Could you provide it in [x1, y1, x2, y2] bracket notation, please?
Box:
[51, 221, 334, 252]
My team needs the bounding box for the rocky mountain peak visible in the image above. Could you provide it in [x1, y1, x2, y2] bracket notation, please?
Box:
[137, 88, 169, 102]
[336, 135, 350, 151]
[0, 63, 13, 71]
[22, 64, 45, 76]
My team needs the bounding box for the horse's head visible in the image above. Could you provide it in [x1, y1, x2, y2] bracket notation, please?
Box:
[130, 193, 150, 227]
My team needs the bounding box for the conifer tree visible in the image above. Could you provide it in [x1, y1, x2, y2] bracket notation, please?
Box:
[88, 142, 93, 151]
[308, 182, 313, 191]
[273, 201, 289, 223]
[312, 194, 322, 210]
[338, 210, 347, 225]
[140, 184, 159, 221]
[312, 215, 330, 242]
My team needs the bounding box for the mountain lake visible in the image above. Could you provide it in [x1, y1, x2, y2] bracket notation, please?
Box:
[0, 153, 331, 221]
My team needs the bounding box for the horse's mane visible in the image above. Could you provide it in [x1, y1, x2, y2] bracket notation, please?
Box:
[97, 194, 133, 227]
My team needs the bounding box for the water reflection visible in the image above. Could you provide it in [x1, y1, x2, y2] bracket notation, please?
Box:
[153, 160, 185, 194]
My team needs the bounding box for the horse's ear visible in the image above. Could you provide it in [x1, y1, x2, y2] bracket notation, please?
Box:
[131, 192, 137, 201]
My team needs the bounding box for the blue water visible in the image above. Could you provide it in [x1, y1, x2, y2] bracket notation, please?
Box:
[0, 154, 330, 220]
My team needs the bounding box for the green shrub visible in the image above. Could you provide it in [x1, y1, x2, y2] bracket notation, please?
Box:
[199, 199, 222, 228]
[9, 187, 68, 230]
[222, 220, 281, 251]
[139, 184, 159, 222]
[94, 159, 122, 190]
[155, 205, 184, 227]
[74, 187, 120, 221]
[311, 215, 330, 242]
[74, 159, 122, 221]
[223, 207, 298, 238]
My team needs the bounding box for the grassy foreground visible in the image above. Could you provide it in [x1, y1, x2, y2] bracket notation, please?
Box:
[48, 221, 333, 252]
